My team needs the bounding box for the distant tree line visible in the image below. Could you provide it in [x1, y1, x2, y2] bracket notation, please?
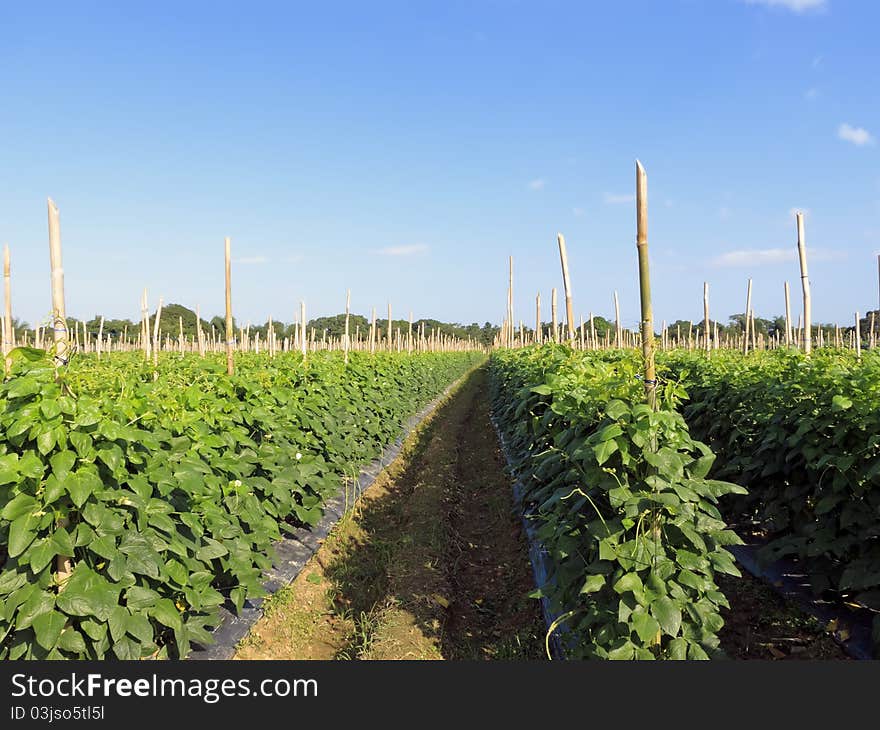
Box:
[10, 305, 879, 346]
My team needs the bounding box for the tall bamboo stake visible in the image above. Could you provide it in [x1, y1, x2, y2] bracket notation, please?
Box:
[97, 316, 104, 359]
[152, 298, 163, 368]
[703, 282, 710, 354]
[535, 293, 542, 345]
[47, 199, 69, 367]
[743, 278, 752, 354]
[385, 302, 392, 352]
[3, 244, 12, 358]
[224, 237, 234, 375]
[784, 281, 792, 347]
[589, 312, 595, 350]
[855, 311, 862, 359]
[300, 301, 307, 359]
[343, 289, 351, 363]
[635, 161, 655, 407]
[551, 288, 558, 342]
[196, 305, 206, 357]
[557, 233, 575, 342]
[613, 290, 621, 348]
[796, 212, 812, 355]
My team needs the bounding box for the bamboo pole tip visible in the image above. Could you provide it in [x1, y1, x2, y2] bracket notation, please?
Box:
[47, 197, 58, 211]
[636, 159, 646, 177]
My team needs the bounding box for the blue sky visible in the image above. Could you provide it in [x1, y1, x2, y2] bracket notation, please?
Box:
[1, 0, 877, 330]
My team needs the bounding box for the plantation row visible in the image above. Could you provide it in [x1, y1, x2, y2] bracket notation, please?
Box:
[489, 347, 745, 659]
[665, 349, 880, 645]
[490, 345, 880, 658]
[0, 349, 482, 659]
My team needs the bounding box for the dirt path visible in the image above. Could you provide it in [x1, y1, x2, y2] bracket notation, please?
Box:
[235, 366, 545, 660]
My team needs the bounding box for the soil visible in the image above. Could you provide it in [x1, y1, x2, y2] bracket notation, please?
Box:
[717, 568, 849, 660]
[234, 366, 545, 660]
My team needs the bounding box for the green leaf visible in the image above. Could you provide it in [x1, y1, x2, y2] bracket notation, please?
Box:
[8, 514, 38, 558]
[55, 564, 120, 622]
[125, 585, 159, 610]
[632, 611, 661, 643]
[19, 452, 45, 480]
[667, 637, 688, 660]
[831, 395, 853, 412]
[57, 627, 87, 655]
[27, 538, 57, 573]
[530, 384, 552, 395]
[149, 598, 182, 630]
[651, 596, 682, 637]
[37, 429, 57, 456]
[32, 610, 67, 650]
[195, 539, 228, 561]
[96, 446, 124, 473]
[1, 493, 37, 521]
[16, 590, 56, 629]
[580, 574, 606, 594]
[108, 605, 129, 642]
[126, 612, 154, 644]
[613, 572, 644, 595]
[594, 438, 619, 465]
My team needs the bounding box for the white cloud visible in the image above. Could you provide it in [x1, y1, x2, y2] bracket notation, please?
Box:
[233, 256, 269, 264]
[711, 246, 839, 268]
[838, 123, 875, 146]
[572, 207, 585, 217]
[603, 192, 635, 205]
[373, 244, 429, 256]
[804, 87, 819, 101]
[528, 178, 545, 191]
[742, 0, 826, 12]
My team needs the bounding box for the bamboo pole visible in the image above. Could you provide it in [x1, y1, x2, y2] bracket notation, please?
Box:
[635, 161, 655, 407]
[370, 306, 376, 355]
[224, 237, 234, 375]
[855, 312, 862, 359]
[796, 212, 811, 356]
[196, 305, 206, 357]
[508, 256, 514, 346]
[557, 233, 575, 342]
[97, 316, 104, 359]
[535, 293, 542, 345]
[551, 288, 558, 342]
[784, 281, 792, 347]
[344, 289, 351, 363]
[152, 298, 163, 369]
[703, 282, 710, 354]
[387, 303, 392, 351]
[3, 244, 12, 358]
[870, 311, 876, 350]
[613, 290, 621, 348]
[589, 312, 595, 350]
[743, 278, 752, 354]
[297, 301, 305, 358]
[47, 199, 69, 367]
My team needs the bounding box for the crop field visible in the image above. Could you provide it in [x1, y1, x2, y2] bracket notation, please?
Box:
[0, 350, 482, 659]
[2, 162, 878, 664]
